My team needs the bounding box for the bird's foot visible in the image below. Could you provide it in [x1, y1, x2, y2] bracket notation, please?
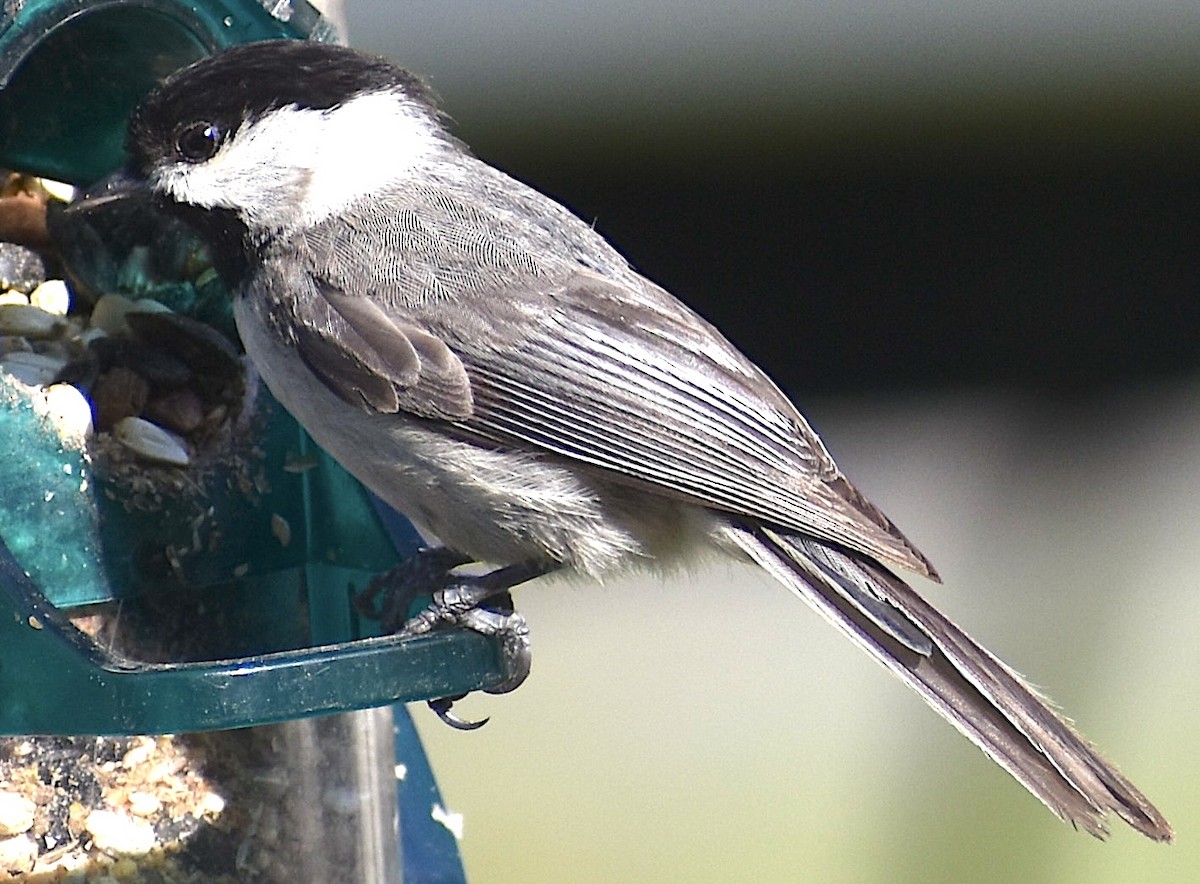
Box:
[418, 601, 532, 730]
[356, 552, 547, 729]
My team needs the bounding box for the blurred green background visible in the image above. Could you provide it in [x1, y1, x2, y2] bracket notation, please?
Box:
[345, 2, 1198, 881]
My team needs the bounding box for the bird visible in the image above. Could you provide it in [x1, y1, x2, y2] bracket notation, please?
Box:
[102, 38, 1170, 840]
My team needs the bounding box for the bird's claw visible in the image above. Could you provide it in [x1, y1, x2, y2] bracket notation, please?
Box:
[357, 552, 545, 728]
[409, 600, 532, 727]
[407, 603, 532, 719]
[428, 695, 490, 731]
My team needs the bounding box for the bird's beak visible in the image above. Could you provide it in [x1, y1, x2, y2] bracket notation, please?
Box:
[60, 168, 155, 216]
[46, 167, 213, 307]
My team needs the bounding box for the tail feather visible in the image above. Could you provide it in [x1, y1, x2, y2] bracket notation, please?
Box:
[723, 520, 1172, 842]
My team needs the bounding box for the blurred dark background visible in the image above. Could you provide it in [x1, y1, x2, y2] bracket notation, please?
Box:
[497, 160, 1199, 397]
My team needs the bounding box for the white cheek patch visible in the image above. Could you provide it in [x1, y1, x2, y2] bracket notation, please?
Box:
[300, 91, 444, 226]
[156, 90, 442, 233]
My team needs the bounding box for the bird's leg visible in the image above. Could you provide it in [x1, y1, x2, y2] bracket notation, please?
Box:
[357, 552, 552, 730]
[353, 546, 473, 627]
[395, 560, 548, 635]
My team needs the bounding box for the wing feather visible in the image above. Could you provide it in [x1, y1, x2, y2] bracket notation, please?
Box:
[454, 274, 933, 575]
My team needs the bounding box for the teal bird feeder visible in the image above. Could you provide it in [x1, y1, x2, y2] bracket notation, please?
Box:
[0, 0, 514, 737]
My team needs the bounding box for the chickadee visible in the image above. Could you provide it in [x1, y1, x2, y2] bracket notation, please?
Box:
[105, 39, 1167, 840]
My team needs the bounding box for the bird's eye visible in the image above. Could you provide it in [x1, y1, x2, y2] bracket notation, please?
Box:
[175, 122, 225, 163]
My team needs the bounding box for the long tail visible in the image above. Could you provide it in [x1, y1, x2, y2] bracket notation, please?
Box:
[723, 520, 1172, 841]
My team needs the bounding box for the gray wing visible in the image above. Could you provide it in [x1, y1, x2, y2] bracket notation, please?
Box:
[278, 174, 935, 577]
[458, 273, 934, 576]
